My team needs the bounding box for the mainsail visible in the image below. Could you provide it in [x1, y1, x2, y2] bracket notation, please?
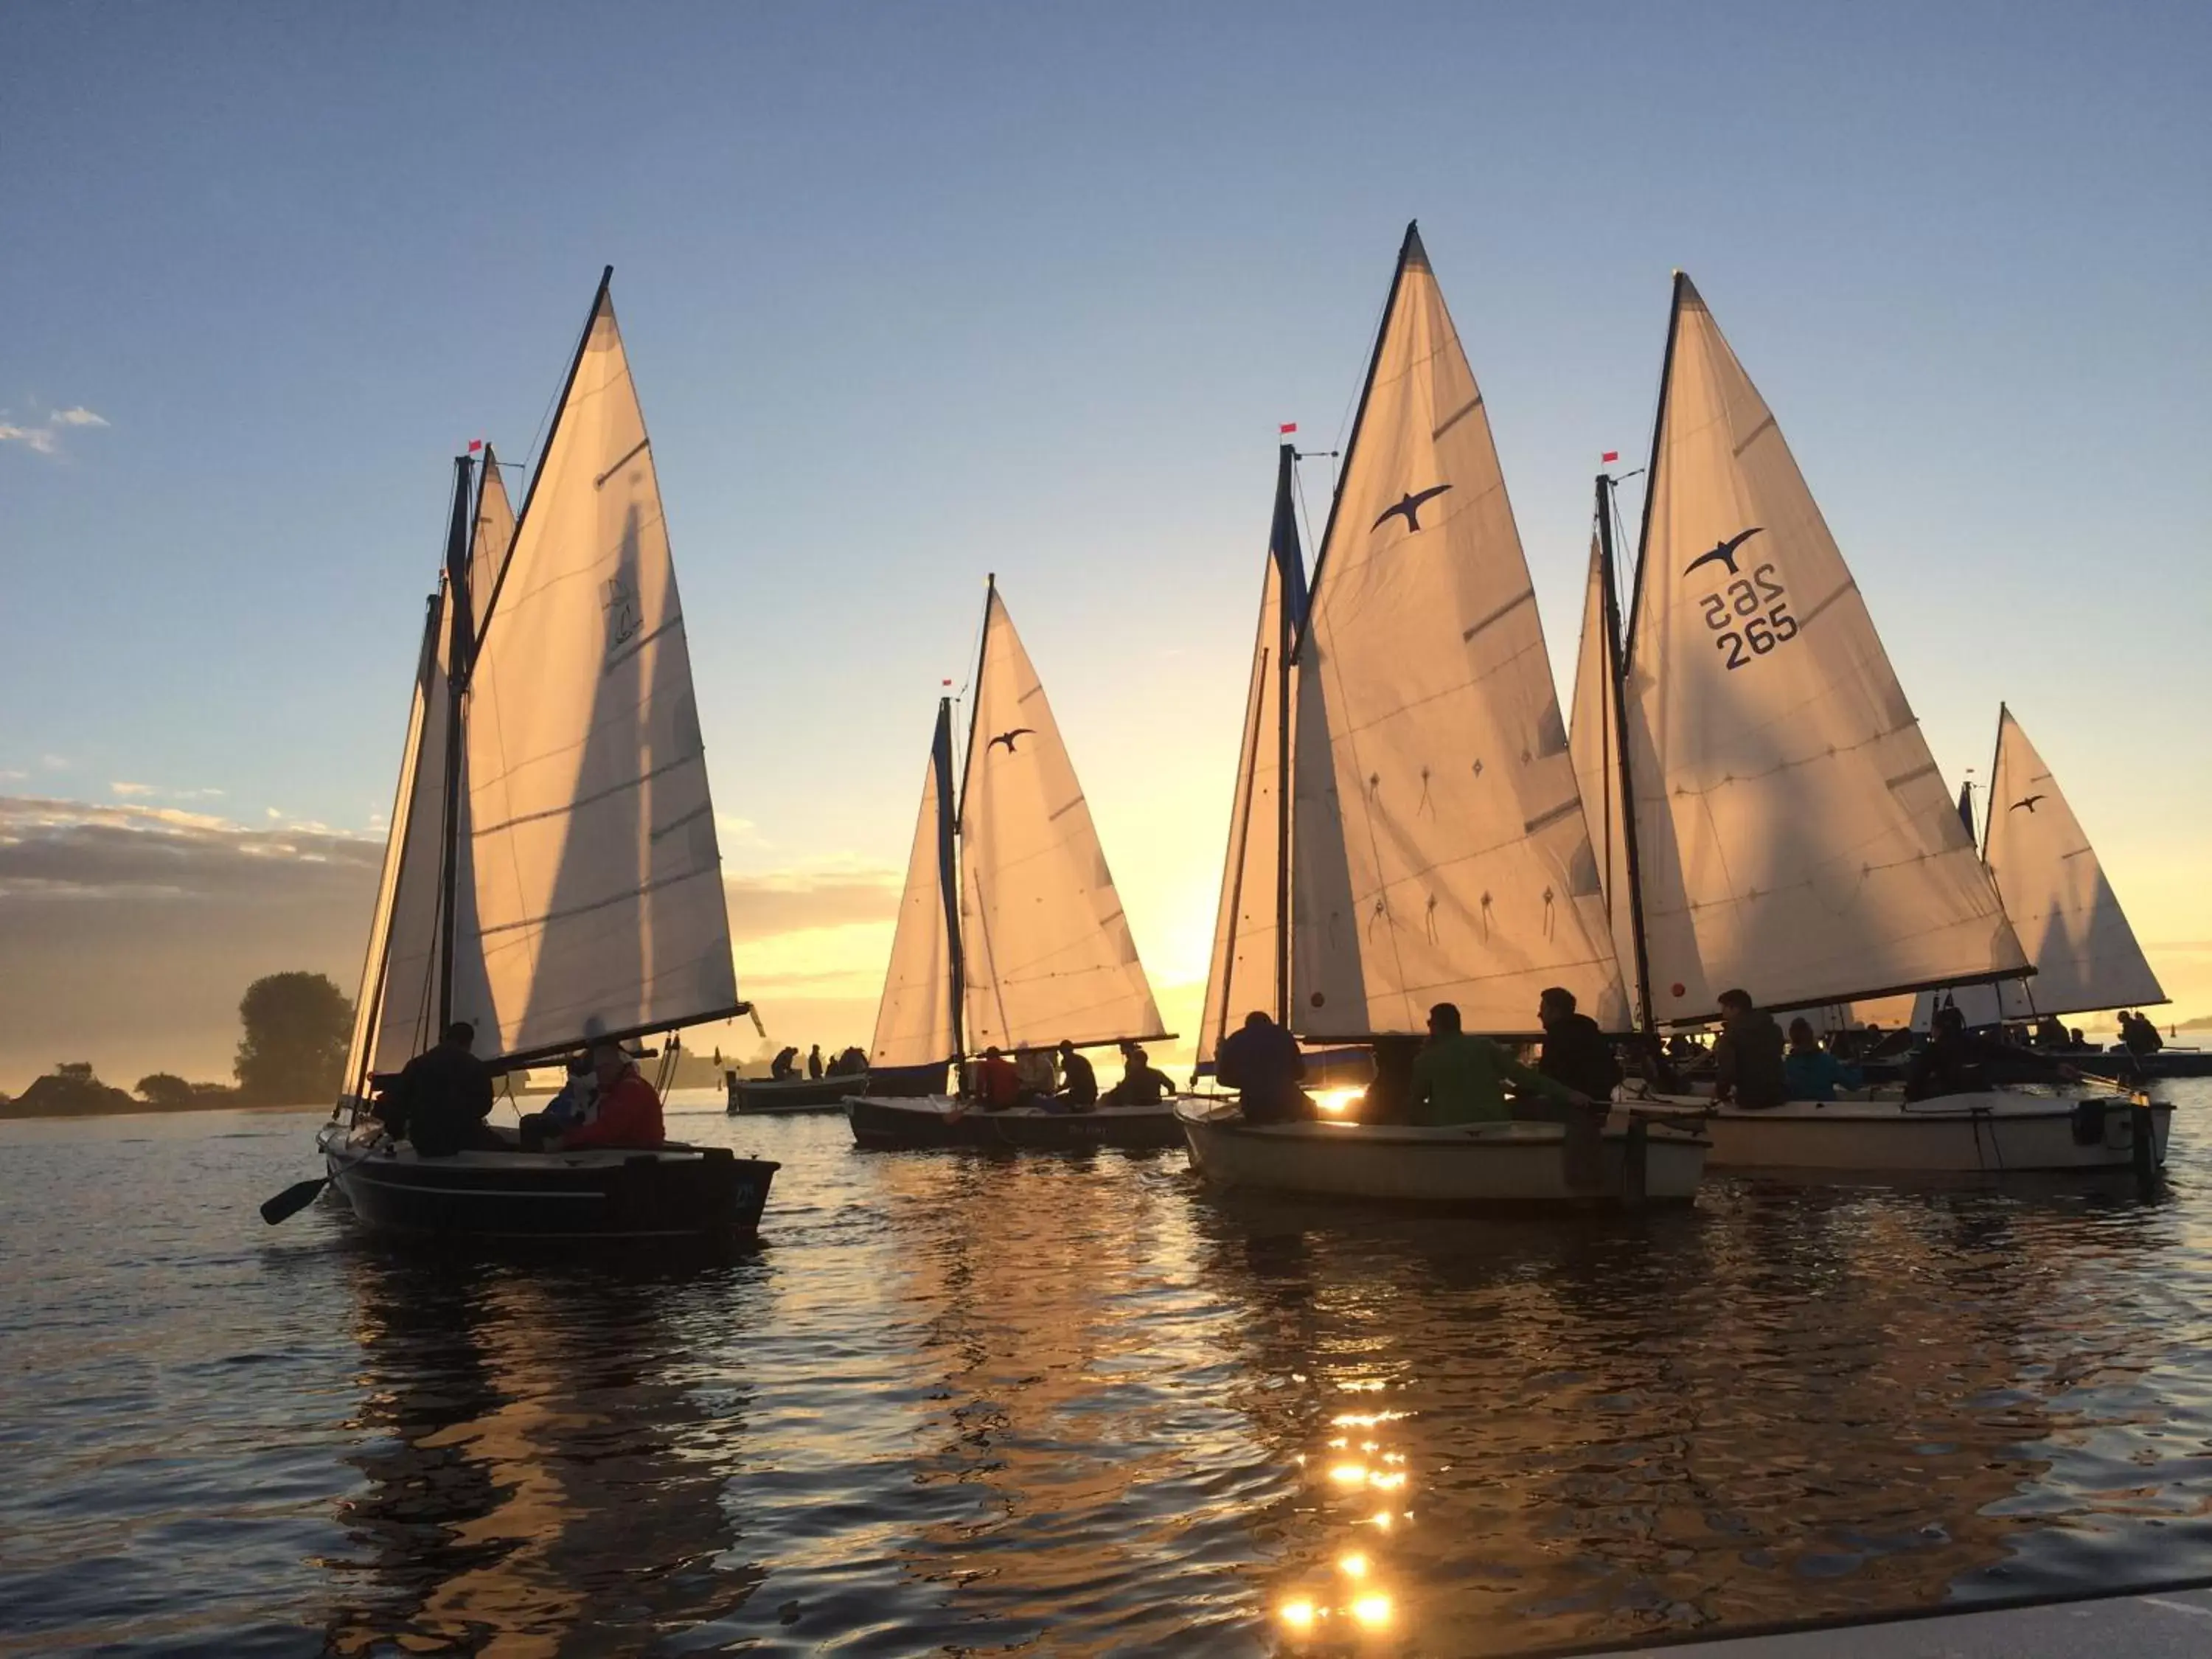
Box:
[1287, 223, 1628, 1037]
[869, 701, 961, 1070]
[1197, 447, 1304, 1065]
[456, 274, 738, 1061]
[1621, 274, 2028, 1022]
[1565, 530, 1641, 1022]
[1978, 705, 2164, 1018]
[959, 580, 1164, 1050]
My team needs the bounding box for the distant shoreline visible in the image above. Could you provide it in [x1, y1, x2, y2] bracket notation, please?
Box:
[0, 1097, 327, 1122]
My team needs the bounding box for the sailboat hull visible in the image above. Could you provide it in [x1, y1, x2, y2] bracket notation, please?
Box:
[726, 1074, 864, 1114]
[845, 1094, 1182, 1152]
[316, 1123, 778, 1242]
[1610, 1092, 2171, 1175]
[1175, 1101, 1706, 1206]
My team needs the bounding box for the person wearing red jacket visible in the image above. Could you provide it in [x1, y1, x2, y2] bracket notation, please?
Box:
[557, 1043, 666, 1151]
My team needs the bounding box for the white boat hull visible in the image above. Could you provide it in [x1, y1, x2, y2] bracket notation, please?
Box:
[1175, 1101, 1706, 1205]
[1612, 1091, 2171, 1175]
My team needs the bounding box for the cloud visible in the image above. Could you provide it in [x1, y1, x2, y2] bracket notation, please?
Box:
[0, 403, 110, 459]
[109, 782, 157, 798]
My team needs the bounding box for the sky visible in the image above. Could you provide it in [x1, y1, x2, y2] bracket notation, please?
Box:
[3, 2, 2208, 1091]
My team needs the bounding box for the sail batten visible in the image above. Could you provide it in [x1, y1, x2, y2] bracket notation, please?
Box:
[1286, 227, 1629, 1037]
[1620, 276, 2028, 1022]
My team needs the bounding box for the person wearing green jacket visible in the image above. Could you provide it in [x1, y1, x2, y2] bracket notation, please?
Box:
[1411, 1003, 1591, 1125]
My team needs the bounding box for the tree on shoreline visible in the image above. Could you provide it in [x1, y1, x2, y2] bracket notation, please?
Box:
[234, 973, 354, 1105]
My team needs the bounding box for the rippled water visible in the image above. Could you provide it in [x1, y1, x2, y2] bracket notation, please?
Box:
[2, 1082, 2210, 1655]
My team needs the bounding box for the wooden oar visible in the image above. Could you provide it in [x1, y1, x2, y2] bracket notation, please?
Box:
[260, 1147, 375, 1225]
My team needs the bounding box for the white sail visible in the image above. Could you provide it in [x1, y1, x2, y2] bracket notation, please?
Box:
[1565, 535, 1641, 1023]
[365, 582, 459, 1074]
[456, 281, 737, 1060]
[869, 705, 961, 1070]
[1198, 547, 1289, 1065]
[1980, 706, 2164, 1018]
[347, 591, 444, 1085]
[469, 450, 516, 639]
[1623, 275, 2027, 1021]
[1288, 226, 1627, 1037]
[958, 582, 1164, 1050]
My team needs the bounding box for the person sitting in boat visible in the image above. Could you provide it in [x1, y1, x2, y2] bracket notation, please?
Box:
[396, 1020, 500, 1157]
[972, 1046, 1024, 1111]
[807, 1044, 824, 1079]
[1102, 1043, 1178, 1107]
[1049, 1039, 1099, 1112]
[520, 1051, 597, 1150]
[2032, 1015, 2070, 1050]
[1711, 990, 1787, 1110]
[771, 1046, 801, 1081]
[555, 1042, 666, 1150]
[2121, 1011, 2165, 1057]
[1783, 1018, 1861, 1102]
[1906, 1005, 2079, 1101]
[1413, 1001, 1590, 1125]
[1217, 1011, 1309, 1123]
[1536, 987, 1621, 1102]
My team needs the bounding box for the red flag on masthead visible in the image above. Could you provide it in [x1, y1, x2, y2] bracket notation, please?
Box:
[1279, 422, 1298, 435]
[467, 439, 484, 453]
[1601, 451, 1618, 464]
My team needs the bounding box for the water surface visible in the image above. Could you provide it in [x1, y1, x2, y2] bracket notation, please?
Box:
[2, 1082, 2208, 1655]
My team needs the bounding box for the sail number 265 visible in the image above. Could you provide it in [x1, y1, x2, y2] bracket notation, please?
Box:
[1700, 564, 1798, 670]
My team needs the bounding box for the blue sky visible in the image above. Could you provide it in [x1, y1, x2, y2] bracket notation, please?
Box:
[4, 2, 2208, 1080]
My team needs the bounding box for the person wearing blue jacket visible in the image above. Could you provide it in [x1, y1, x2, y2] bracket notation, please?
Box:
[1783, 1018, 1861, 1102]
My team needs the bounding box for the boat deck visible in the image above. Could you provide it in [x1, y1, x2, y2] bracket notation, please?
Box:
[1596, 1584, 2212, 1657]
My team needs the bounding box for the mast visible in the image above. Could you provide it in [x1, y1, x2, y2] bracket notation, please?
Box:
[950, 574, 997, 1054]
[1596, 470, 1656, 1032]
[433, 450, 479, 1033]
[1980, 704, 2008, 860]
[933, 696, 965, 1063]
[1623, 271, 1687, 661]
[473, 265, 612, 658]
[1270, 441, 1299, 1026]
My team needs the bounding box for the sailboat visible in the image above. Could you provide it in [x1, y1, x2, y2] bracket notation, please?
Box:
[314, 270, 779, 1240]
[1909, 709, 2200, 1071]
[846, 577, 1178, 1150]
[1175, 226, 1708, 1206]
[1588, 274, 2170, 1173]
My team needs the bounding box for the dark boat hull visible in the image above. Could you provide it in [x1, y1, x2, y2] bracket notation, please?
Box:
[846, 1094, 1180, 1151]
[726, 1074, 865, 1114]
[318, 1127, 776, 1241]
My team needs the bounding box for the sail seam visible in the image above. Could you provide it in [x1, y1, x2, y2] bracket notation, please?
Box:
[604, 614, 682, 677]
[473, 863, 720, 939]
[470, 753, 699, 838]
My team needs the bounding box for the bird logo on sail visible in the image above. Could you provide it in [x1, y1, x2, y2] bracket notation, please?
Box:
[1372, 484, 1451, 535]
[2011, 794, 2047, 814]
[989, 727, 1037, 755]
[1682, 527, 1764, 579]
[602, 574, 643, 651]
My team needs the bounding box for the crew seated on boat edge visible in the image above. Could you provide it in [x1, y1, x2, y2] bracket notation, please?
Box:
[1712, 989, 1788, 1110]
[383, 1020, 500, 1156]
[1102, 1043, 1178, 1106]
[1906, 1005, 2079, 1102]
[1784, 1018, 1862, 1102]
[1216, 1011, 1311, 1123]
[1536, 987, 1623, 1102]
[1413, 1001, 1590, 1126]
[969, 1046, 1027, 1110]
[771, 1045, 801, 1081]
[518, 1052, 598, 1149]
[1051, 1040, 1099, 1112]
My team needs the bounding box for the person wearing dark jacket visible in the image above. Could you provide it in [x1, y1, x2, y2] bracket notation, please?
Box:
[1711, 990, 1787, 1109]
[396, 1021, 498, 1156]
[1216, 1011, 1308, 1123]
[1907, 1006, 2079, 1101]
[1102, 1045, 1177, 1105]
[1537, 987, 1622, 1102]
[1054, 1040, 1099, 1110]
